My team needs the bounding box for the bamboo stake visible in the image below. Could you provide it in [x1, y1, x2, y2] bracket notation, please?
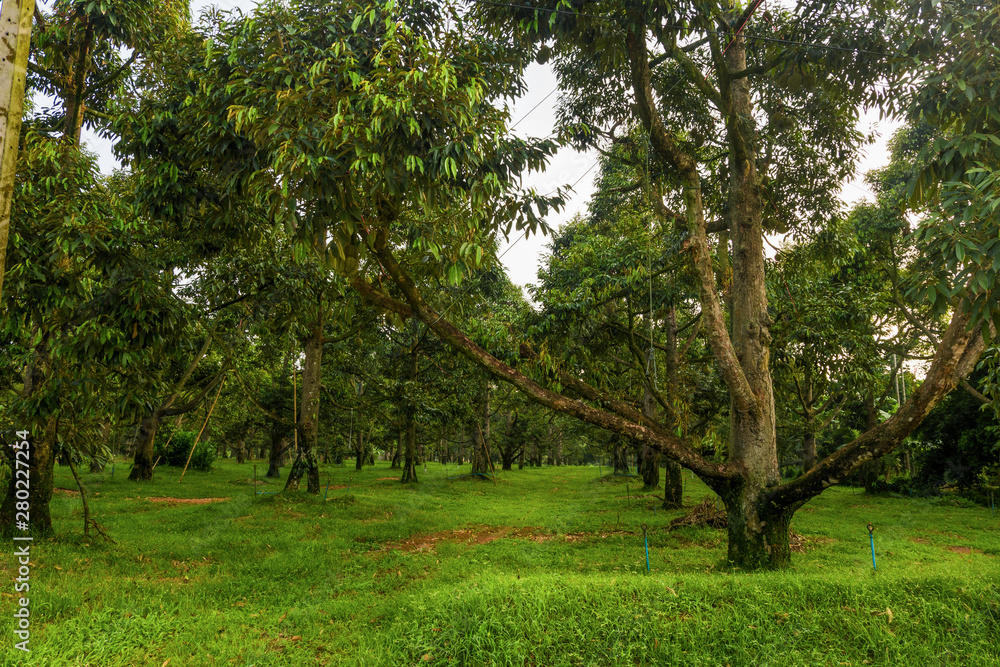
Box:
[160, 413, 185, 452]
[178, 375, 226, 482]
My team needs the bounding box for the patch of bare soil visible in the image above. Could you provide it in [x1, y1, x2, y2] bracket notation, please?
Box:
[382, 525, 551, 553]
[789, 532, 834, 554]
[144, 497, 230, 505]
[946, 545, 984, 555]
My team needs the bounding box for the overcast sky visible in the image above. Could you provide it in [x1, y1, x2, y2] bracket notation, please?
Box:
[79, 0, 898, 291]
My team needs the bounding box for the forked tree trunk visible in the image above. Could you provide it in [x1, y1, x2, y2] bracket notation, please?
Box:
[400, 422, 418, 483]
[357, 128, 986, 572]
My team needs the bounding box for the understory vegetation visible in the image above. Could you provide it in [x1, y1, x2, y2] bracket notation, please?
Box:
[1, 461, 996, 666]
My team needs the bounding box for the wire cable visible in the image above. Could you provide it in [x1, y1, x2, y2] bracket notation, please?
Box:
[512, 86, 559, 130]
[468, 0, 895, 58]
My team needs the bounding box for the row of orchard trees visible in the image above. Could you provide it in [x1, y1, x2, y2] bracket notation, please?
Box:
[2, 0, 999, 570]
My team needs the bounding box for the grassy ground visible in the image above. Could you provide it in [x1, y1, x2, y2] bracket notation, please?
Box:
[2, 458, 998, 666]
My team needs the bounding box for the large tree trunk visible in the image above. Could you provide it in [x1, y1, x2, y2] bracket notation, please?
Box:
[663, 460, 683, 509]
[1, 355, 56, 537]
[285, 316, 323, 494]
[1, 416, 57, 537]
[715, 35, 781, 569]
[128, 415, 160, 481]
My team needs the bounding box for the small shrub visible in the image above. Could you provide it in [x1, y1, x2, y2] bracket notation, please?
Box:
[155, 429, 216, 471]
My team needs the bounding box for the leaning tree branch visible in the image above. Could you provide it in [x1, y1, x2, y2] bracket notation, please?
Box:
[163, 362, 231, 417]
[359, 233, 737, 482]
[767, 304, 986, 508]
[160, 325, 216, 413]
[85, 51, 138, 97]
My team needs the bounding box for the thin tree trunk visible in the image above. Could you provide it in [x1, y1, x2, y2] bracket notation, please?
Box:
[266, 435, 287, 478]
[612, 438, 629, 475]
[390, 431, 403, 469]
[285, 314, 323, 493]
[400, 340, 419, 483]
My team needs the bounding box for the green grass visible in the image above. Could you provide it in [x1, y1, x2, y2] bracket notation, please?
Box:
[2, 459, 998, 666]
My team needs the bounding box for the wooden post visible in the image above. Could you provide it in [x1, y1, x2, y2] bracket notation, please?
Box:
[0, 0, 35, 305]
[178, 376, 226, 482]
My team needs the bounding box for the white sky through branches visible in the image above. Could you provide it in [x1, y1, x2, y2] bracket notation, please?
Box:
[76, 0, 897, 291]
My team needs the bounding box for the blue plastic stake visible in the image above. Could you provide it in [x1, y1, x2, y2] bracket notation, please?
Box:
[642, 523, 650, 572]
[111, 463, 115, 480]
[867, 522, 877, 571]
[323, 474, 331, 501]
